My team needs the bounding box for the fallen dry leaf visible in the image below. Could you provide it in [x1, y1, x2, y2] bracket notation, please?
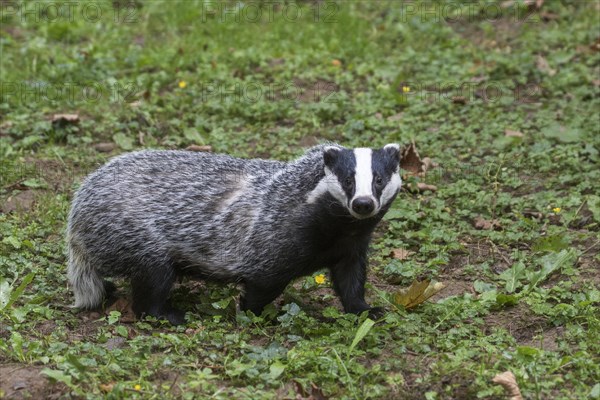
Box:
[268, 58, 285, 67]
[276, 380, 326, 400]
[391, 248, 414, 260]
[416, 182, 438, 192]
[186, 144, 213, 152]
[51, 113, 79, 123]
[536, 55, 556, 76]
[492, 371, 523, 400]
[522, 209, 543, 219]
[404, 182, 438, 194]
[421, 157, 438, 173]
[452, 96, 467, 105]
[399, 142, 439, 193]
[400, 142, 424, 176]
[392, 280, 445, 310]
[99, 383, 115, 393]
[94, 142, 117, 153]
[505, 129, 524, 138]
[540, 10, 559, 21]
[387, 112, 403, 122]
[474, 216, 501, 230]
[185, 327, 205, 335]
[400, 142, 438, 178]
[105, 297, 136, 323]
[0, 120, 13, 134]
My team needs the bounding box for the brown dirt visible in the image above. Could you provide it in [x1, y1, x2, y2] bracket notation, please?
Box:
[297, 135, 320, 148]
[2, 190, 38, 214]
[398, 354, 483, 400]
[0, 364, 67, 399]
[446, 8, 526, 49]
[23, 157, 80, 192]
[430, 280, 474, 302]
[445, 239, 513, 277]
[483, 302, 550, 345]
[34, 320, 59, 337]
[521, 326, 565, 352]
[275, 380, 327, 400]
[1, 157, 91, 215]
[292, 78, 339, 103]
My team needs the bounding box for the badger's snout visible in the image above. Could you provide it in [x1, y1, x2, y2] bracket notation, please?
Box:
[351, 196, 375, 216]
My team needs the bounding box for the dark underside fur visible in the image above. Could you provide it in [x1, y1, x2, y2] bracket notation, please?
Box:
[67, 146, 397, 324]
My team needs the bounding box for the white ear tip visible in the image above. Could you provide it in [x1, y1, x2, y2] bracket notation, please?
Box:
[324, 145, 341, 152]
[384, 143, 400, 150]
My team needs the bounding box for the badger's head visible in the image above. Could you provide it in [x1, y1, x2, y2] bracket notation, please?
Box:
[308, 144, 402, 219]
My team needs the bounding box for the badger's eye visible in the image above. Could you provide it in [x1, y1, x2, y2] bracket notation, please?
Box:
[343, 177, 354, 188]
[375, 176, 384, 187]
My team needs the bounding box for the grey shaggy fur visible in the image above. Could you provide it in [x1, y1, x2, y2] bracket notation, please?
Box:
[67, 144, 401, 324]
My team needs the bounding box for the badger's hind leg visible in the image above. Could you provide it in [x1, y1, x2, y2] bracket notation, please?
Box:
[130, 260, 185, 325]
[68, 240, 107, 310]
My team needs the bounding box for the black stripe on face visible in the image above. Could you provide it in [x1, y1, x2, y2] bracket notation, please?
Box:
[324, 148, 356, 202]
[371, 148, 400, 201]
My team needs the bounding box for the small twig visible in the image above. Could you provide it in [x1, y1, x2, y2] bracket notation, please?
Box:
[581, 240, 600, 256]
[488, 239, 512, 266]
[567, 199, 588, 228]
[7, 365, 28, 375]
[573, 199, 587, 219]
[167, 372, 179, 393]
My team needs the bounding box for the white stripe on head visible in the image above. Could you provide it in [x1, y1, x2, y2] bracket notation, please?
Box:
[353, 148, 374, 199]
[380, 172, 402, 206]
[306, 167, 347, 205]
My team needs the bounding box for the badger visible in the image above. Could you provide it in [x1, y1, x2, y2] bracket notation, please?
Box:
[66, 144, 402, 324]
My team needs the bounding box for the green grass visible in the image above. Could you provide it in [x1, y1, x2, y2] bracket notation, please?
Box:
[1, 1, 599, 398]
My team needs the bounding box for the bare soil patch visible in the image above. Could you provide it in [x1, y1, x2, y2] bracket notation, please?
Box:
[2, 190, 38, 214]
[483, 302, 549, 345]
[292, 78, 339, 103]
[0, 364, 67, 400]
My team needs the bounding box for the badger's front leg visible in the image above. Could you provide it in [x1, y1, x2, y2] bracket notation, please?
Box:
[130, 262, 185, 325]
[240, 281, 288, 316]
[331, 254, 381, 317]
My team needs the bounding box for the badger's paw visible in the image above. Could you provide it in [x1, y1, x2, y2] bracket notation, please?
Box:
[163, 308, 186, 325]
[138, 306, 186, 325]
[366, 306, 385, 320]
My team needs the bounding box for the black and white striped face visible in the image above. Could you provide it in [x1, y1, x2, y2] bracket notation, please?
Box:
[307, 144, 402, 219]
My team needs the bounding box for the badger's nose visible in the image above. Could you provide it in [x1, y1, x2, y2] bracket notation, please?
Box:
[352, 197, 375, 216]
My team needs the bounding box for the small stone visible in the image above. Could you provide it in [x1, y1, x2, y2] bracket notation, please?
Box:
[94, 143, 117, 153]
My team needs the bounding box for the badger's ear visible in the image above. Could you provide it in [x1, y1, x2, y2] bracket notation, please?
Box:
[323, 146, 341, 167]
[383, 143, 401, 164]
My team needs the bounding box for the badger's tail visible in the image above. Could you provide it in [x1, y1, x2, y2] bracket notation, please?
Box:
[67, 238, 106, 309]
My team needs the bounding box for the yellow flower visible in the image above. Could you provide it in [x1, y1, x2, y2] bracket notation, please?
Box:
[553, 207, 561, 213]
[314, 274, 326, 285]
[134, 384, 141, 391]
[178, 81, 187, 89]
[402, 86, 410, 93]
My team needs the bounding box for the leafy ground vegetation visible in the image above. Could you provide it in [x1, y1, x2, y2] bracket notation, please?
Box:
[1, 0, 599, 398]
